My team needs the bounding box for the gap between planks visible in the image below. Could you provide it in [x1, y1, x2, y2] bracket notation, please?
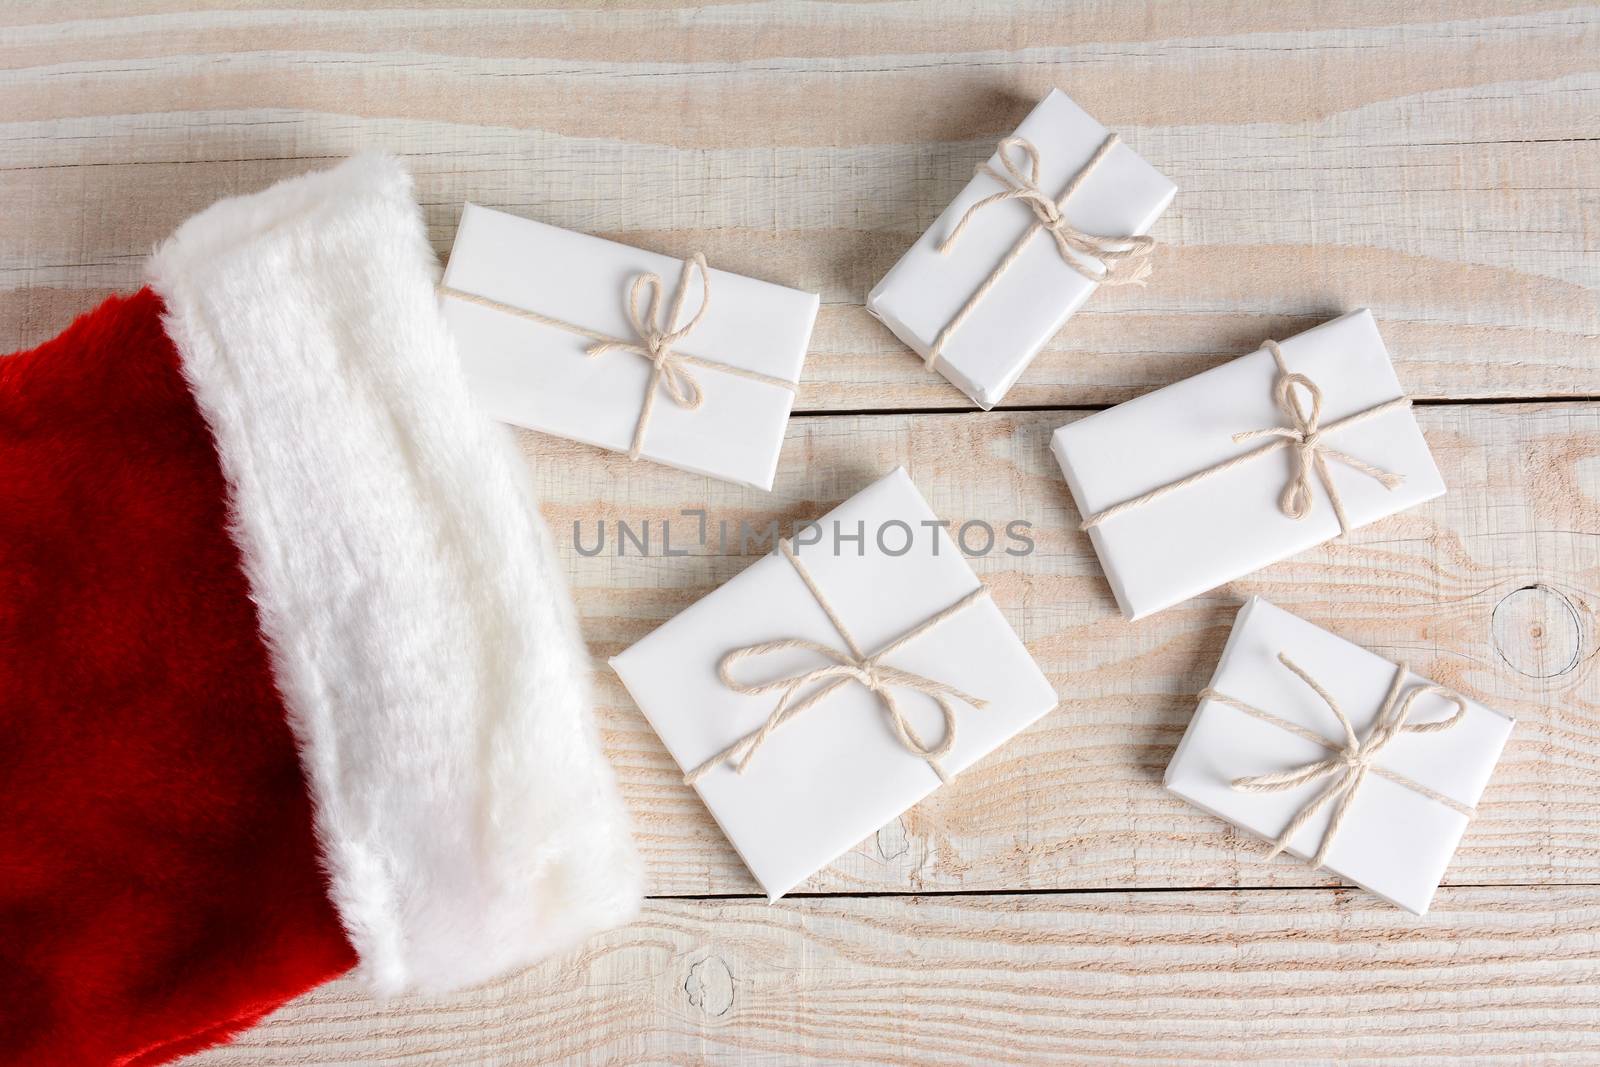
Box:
[793, 394, 1600, 418]
[647, 880, 1600, 902]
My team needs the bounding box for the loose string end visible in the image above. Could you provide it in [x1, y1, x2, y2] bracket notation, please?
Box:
[683, 736, 755, 787]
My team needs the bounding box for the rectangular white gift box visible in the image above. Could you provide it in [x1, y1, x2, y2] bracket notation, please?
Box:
[439, 203, 819, 490]
[1052, 310, 1445, 621]
[867, 88, 1176, 409]
[610, 467, 1058, 900]
[1166, 597, 1514, 914]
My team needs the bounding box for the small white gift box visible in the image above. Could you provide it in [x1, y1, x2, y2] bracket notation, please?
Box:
[1166, 597, 1514, 914]
[867, 88, 1176, 409]
[439, 204, 819, 490]
[610, 467, 1058, 900]
[1052, 310, 1446, 621]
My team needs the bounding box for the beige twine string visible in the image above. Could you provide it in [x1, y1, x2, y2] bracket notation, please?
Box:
[438, 253, 796, 460]
[924, 133, 1155, 369]
[683, 539, 991, 787]
[1079, 340, 1411, 533]
[1199, 652, 1472, 869]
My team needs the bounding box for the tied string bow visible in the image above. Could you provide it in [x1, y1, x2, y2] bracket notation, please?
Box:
[683, 540, 990, 787]
[942, 135, 1155, 286]
[1201, 653, 1472, 869]
[925, 133, 1156, 370]
[586, 255, 711, 459]
[1079, 339, 1412, 533]
[437, 251, 795, 462]
[1232, 341, 1405, 532]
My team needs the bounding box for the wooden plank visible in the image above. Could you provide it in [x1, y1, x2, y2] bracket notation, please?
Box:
[1, 6, 1596, 405]
[536, 403, 1600, 896]
[2, 5, 1596, 144]
[0, 1, 1586, 45]
[180, 885, 1600, 1065]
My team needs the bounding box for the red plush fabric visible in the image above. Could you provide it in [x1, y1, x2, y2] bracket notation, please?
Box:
[0, 289, 356, 1066]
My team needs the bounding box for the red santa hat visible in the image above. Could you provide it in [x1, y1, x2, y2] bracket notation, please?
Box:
[0, 156, 641, 1065]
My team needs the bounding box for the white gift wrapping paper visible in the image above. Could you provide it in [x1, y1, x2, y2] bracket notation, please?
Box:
[610, 467, 1059, 900]
[1166, 597, 1514, 914]
[867, 88, 1176, 409]
[1052, 310, 1446, 621]
[440, 203, 819, 490]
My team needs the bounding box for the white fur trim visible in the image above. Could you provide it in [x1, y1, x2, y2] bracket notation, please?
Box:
[148, 155, 641, 995]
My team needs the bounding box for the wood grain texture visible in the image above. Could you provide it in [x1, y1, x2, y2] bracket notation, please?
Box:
[3, 2, 1597, 1063]
[542, 403, 1599, 897]
[181, 886, 1600, 1066]
[2, 3, 1597, 408]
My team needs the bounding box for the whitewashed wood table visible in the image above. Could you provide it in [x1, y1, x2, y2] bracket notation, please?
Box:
[4, 3, 1599, 1063]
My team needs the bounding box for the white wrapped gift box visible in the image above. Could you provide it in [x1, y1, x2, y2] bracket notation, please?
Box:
[1052, 310, 1446, 620]
[1166, 597, 1515, 914]
[440, 203, 819, 490]
[868, 88, 1175, 409]
[611, 468, 1058, 899]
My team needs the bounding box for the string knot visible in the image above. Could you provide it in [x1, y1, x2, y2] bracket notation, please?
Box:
[1225, 652, 1469, 868]
[1229, 343, 1408, 534]
[922, 131, 1157, 371]
[585, 254, 711, 456]
[856, 661, 889, 693]
[937, 135, 1155, 287]
[682, 541, 992, 788]
[1338, 749, 1369, 772]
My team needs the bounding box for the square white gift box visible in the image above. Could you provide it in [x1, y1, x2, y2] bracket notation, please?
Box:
[868, 88, 1176, 409]
[611, 467, 1058, 899]
[439, 204, 819, 491]
[1166, 597, 1514, 914]
[1052, 310, 1446, 621]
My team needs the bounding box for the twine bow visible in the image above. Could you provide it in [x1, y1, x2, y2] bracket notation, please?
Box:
[1079, 339, 1412, 533]
[436, 250, 795, 463]
[683, 540, 990, 787]
[586, 255, 711, 459]
[1202, 653, 1472, 869]
[941, 135, 1155, 286]
[1231, 343, 1405, 532]
[924, 133, 1156, 370]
